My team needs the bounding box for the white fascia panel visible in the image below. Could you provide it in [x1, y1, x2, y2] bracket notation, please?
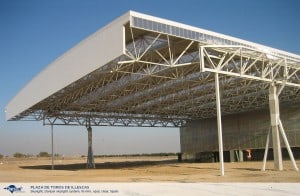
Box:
[5, 12, 130, 120]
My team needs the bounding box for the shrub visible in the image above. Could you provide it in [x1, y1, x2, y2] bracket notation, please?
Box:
[38, 152, 50, 157]
[13, 152, 25, 158]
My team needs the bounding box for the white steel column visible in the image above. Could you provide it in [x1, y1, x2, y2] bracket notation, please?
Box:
[86, 126, 95, 169]
[215, 73, 225, 176]
[278, 119, 299, 171]
[269, 84, 283, 171]
[51, 124, 54, 170]
[262, 127, 271, 171]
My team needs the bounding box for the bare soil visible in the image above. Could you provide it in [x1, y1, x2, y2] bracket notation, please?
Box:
[1, 156, 300, 182]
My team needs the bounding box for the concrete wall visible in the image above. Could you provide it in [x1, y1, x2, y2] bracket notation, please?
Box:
[180, 105, 300, 154]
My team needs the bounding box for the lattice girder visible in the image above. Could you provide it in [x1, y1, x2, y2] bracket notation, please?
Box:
[11, 23, 300, 127]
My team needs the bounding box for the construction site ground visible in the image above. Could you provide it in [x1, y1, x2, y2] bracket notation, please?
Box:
[1, 156, 299, 182]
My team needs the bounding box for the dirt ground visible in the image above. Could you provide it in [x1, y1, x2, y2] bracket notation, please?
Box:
[1, 156, 300, 182]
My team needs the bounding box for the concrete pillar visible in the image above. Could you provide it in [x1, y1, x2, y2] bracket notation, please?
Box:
[86, 126, 95, 169]
[229, 150, 235, 162]
[269, 84, 283, 171]
[238, 150, 244, 162]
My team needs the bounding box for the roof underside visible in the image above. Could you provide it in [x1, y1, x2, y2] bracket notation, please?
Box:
[6, 11, 300, 127]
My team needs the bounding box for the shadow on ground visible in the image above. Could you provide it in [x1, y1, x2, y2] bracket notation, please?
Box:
[20, 159, 179, 171]
[233, 168, 261, 171]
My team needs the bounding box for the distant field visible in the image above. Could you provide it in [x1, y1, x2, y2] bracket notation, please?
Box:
[1, 156, 300, 182]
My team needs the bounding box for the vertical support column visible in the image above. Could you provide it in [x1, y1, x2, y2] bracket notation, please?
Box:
[278, 119, 299, 171]
[262, 127, 271, 171]
[51, 124, 54, 170]
[215, 73, 225, 176]
[238, 150, 244, 162]
[269, 84, 283, 171]
[87, 126, 95, 169]
[229, 150, 235, 162]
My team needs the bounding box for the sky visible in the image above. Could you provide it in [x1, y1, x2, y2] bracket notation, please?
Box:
[0, 0, 299, 156]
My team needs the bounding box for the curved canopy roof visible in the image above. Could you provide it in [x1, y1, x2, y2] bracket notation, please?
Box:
[6, 11, 300, 127]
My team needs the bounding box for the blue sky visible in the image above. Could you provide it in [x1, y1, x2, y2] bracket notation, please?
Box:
[0, 0, 299, 156]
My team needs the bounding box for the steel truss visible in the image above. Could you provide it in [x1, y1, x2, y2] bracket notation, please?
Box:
[199, 45, 300, 87]
[42, 112, 187, 127]
[12, 25, 300, 127]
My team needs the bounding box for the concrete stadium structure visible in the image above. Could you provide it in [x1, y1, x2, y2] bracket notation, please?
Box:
[6, 11, 300, 175]
[180, 106, 300, 161]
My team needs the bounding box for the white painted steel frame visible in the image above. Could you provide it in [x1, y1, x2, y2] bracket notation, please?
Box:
[51, 124, 54, 170]
[199, 45, 299, 88]
[6, 11, 300, 124]
[5, 11, 130, 121]
[259, 83, 299, 171]
[5, 11, 300, 174]
[215, 73, 225, 176]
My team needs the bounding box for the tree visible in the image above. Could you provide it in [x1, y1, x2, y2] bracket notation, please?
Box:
[38, 152, 50, 157]
[0, 154, 3, 159]
[13, 152, 25, 158]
